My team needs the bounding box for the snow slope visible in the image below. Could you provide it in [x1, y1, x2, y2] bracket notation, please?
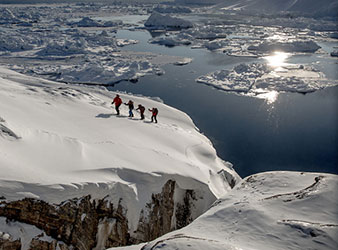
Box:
[0, 66, 239, 228]
[119, 171, 338, 250]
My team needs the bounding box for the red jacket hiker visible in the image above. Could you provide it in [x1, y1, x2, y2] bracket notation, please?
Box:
[112, 94, 122, 115]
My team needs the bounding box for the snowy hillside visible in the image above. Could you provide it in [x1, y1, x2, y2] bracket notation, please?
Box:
[0, 66, 239, 248]
[121, 171, 338, 250]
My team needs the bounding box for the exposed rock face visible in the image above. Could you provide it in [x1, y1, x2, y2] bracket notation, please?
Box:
[0, 238, 21, 250]
[0, 180, 214, 249]
[0, 196, 129, 250]
[135, 180, 176, 242]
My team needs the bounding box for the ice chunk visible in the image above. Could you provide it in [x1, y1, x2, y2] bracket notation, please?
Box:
[196, 62, 338, 96]
[153, 4, 192, 14]
[248, 40, 321, 53]
[197, 63, 270, 92]
[144, 12, 193, 29]
[70, 17, 103, 27]
[330, 50, 338, 57]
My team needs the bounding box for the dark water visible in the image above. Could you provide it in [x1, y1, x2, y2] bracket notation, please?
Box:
[109, 30, 338, 178]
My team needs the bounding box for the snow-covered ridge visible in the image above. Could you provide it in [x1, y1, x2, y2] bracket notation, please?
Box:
[130, 171, 338, 250]
[0, 67, 240, 246]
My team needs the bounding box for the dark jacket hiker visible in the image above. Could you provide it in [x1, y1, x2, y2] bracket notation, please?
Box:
[149, 108, 158, 123]
[136, 104, 145, 120]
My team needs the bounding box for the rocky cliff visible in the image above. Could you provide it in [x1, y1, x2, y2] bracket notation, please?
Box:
[0, 179, 215, 250]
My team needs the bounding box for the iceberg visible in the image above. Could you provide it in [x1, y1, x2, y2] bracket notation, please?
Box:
[196, 62, 338, 95]
[144, 12, 193, 30]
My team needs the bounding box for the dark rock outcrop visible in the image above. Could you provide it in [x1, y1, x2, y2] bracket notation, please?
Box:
[0, 179, 214, 249]
[0, 238, 21, 250]
[0, 196, 129, 250]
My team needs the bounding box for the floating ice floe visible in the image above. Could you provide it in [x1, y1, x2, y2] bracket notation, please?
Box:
[153, 4, 192, 14]
[36, 39, 87, 56]
[330, 50, 338, 57]
[71, 17, 102, 27]
[0, 15, 191, 85]
[150, 33, 192, 47]
[0, 32, 35, 52]
[144, 12, 193, 29]
[68, 17, 123, 28]
[196, 62, 338, 96]
[248, 40, 321, 53]
[0, 8, 22, 24]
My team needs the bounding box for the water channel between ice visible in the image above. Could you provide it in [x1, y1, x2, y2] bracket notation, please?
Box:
[109, 29, 338, 178]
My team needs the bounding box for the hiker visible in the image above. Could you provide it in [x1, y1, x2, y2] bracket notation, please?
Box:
[149, 107, 158, 123]
[112, 94, 122, 115]
[136, 104, 145, 120]
[124, 100, 134, 117]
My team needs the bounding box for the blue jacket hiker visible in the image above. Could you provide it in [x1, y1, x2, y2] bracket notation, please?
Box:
[125, 100, 134, 117]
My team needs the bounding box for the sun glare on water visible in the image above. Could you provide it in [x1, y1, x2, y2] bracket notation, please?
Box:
[264, 51, 290, 69]
[257, 90, 279, 105]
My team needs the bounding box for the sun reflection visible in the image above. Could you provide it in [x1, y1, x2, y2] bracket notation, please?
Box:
[264, 51, 290, 69]
[257, 90, 279, 105]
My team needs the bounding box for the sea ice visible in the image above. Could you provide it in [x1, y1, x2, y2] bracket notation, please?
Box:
[153, 4, 192, 14]
[0, 6, 192, 85]
[196, 62, 338, 95]
[144, 12, 193, 29]
[330, 50, 338, 57]
[248, 40, 321, 53]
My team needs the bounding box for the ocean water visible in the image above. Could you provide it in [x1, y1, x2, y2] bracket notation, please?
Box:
[110, 29, 338, 178]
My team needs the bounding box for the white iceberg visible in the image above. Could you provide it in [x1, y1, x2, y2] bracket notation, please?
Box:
[70, 17, 103, 27]
[248, 40, 321, 53]
[330, 50, 338, 57]
[197, 63, 270, 92]
[153, 5, 192, 14]
[144, 12, 193, 29]
[196, 62, 338, 95]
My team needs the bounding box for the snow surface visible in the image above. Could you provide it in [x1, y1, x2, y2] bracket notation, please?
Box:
[0, 66, 239, 230]
[116, 171, 338, 250]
